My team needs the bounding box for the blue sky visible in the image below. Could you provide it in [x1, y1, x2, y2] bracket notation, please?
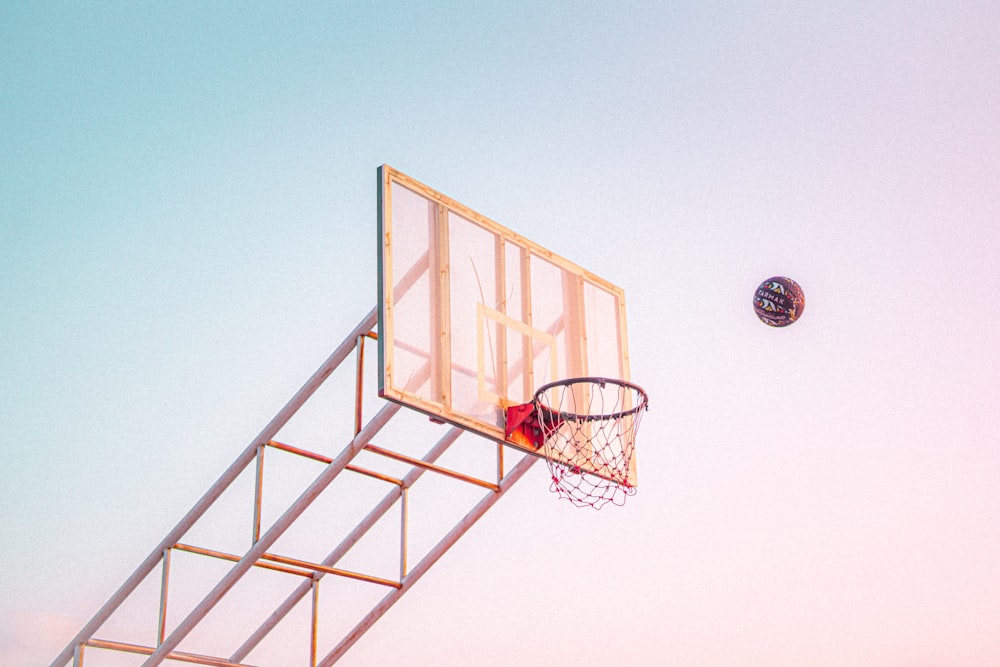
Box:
[3, 2, 1000, 665]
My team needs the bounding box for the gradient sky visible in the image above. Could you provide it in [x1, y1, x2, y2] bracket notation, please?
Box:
[3, 2, 1000, 665]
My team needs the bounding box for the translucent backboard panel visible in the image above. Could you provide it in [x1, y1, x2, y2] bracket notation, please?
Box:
[377, 165, 633, 482]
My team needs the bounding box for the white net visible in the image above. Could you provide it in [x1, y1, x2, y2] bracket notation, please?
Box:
[534, 378, 647, 509]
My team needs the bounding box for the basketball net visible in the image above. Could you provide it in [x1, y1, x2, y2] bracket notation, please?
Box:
[512, 378, 647, 509]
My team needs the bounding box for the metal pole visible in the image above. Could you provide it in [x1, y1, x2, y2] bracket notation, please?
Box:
[51, 308, 377, 667]
[318, 451, 538, 666]
[399, 487, 409, 580]
[310, 579, 320, 667]
[354, 335, 365, 435]
[157, 548, 171, 645]
[497, 441, 504, 485]
[252, 444, 265, 544]
[142, 400, 400, 666]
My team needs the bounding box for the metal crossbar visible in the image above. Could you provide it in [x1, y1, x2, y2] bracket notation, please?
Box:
[78, 639, 260, 667]
[363, 442, 501, 491]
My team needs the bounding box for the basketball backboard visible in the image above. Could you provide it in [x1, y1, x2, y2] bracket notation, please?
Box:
[377, 165, 635, 485]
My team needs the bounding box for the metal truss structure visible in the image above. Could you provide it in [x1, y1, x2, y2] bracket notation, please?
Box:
[52, 308, 538, 666]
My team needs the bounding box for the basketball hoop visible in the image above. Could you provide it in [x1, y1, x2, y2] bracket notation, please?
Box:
[506, 377, 648, 509]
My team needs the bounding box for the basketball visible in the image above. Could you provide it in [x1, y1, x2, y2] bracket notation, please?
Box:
[754, 276, 804, 327]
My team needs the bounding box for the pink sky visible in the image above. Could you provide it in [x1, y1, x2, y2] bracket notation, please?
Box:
[3, 2, 999, 665]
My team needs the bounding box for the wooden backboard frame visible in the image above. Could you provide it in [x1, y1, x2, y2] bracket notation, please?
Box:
[376, 165, 634, 483]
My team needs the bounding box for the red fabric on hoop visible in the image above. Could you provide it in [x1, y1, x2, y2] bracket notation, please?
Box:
[504, 403, 560, 450]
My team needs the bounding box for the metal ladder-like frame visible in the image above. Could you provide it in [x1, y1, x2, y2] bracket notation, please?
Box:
[52, 308, 538, 667]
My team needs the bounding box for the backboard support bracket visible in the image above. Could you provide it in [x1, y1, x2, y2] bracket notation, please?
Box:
[52, 308, 539, 667]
